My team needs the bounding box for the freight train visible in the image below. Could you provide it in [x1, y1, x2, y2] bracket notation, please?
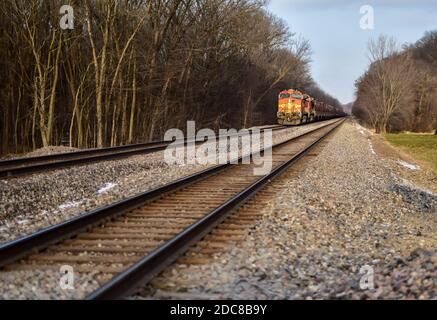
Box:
[277, 89, 345, 125]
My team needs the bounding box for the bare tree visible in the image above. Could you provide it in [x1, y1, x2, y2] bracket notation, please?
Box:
[354, 35, 413, 133]
[0, 0, 320, 155]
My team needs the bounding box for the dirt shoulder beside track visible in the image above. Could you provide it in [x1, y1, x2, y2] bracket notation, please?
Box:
[370, 133, 437, 194]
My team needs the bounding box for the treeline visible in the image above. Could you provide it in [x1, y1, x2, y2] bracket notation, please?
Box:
[0, 0, 338, 155]
[353, 32, 437, 133]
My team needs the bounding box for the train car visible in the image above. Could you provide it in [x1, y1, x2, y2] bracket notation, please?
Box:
[277, 89, 345, 125]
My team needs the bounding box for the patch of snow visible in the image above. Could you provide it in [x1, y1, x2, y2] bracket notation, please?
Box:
[97, 182, 117, 194]
[368, 139, 376, 155]
[397, 160, 420, 171]
[58, 200, 85, 210]
[356, 123, 372, 135]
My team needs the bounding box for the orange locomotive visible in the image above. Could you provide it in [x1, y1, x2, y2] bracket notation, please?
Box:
[277, 89, 344, 125]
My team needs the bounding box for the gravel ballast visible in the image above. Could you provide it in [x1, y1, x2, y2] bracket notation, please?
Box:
[3, 118, 435, 300]
[0, 121, 336, 241]
[0, 120, 341, 300]
[138, 119, 437, 300]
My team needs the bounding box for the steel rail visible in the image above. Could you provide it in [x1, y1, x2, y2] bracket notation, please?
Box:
[0, 125, 287, 179]
[87, 119, 344, 299]
[0, 120, 341, 268]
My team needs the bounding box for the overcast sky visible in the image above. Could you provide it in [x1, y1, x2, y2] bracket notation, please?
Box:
[267, 0, 437, 104]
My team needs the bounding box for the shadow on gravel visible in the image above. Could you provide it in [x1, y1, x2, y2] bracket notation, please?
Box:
[390, 183, 437, 213]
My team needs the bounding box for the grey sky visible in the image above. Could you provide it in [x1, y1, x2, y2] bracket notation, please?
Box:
[268, 0, 437, 104]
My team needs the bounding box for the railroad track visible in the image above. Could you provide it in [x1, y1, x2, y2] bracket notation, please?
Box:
[0, 118, 344, 299]
[0, 125, 287, 179]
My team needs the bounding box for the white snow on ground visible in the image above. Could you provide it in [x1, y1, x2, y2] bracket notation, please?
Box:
[356, 123, 372, 136]
[397, 160, 420, 171]
[368, 139, 376, 155]
[356, 123, 375, 155]
[55, 184, 117, 213]
[58, 200, 85, 210]
[97, 182, 117, 194]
